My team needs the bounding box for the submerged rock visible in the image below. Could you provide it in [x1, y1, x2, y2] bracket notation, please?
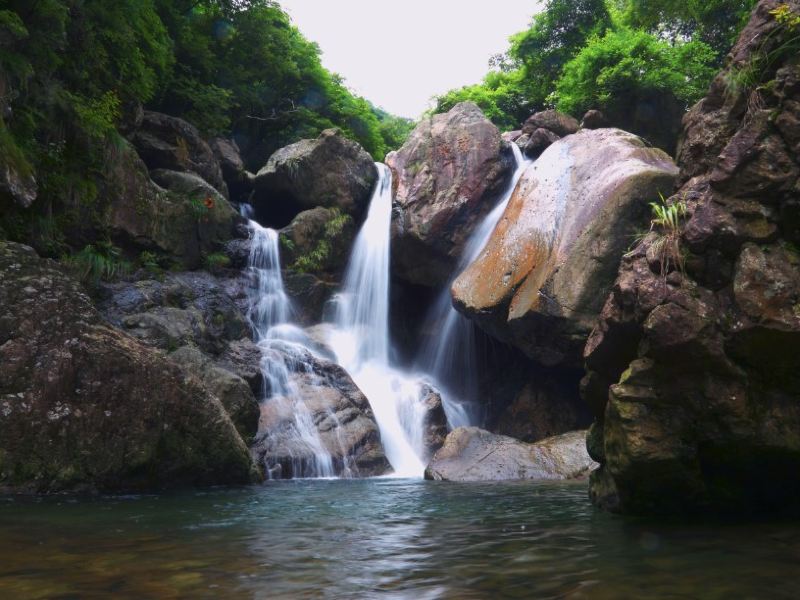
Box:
[584, 0, 800, 515]
[254, 128, 377, 226]
[129, 110, 228, 197]
[387, 101, 514, 287]
[453, 128, 678, 368]
[0, 241, 256, 493]
[424, 428, 595, 482]
[251, 342, 390, 478]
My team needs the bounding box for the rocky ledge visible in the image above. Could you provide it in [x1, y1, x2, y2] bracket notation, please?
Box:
[424, 428, 596, 482]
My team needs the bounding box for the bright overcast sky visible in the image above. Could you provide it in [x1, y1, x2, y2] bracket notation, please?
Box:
[279, 0, 541, 119]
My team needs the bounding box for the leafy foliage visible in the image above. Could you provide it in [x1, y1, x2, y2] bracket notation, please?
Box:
[0, 0, 413, 259]
[63, 241, 131, 283]
[647, 194, 688, 274]
[554, 28, 716, 148]
[620, 0, 757, 63]
[433, 0, 754, 151]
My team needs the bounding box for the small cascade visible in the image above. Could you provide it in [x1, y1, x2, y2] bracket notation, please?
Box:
[244, 214, 335, 478]
[329, 164, 427, 478]
[416, 144, 532, 427]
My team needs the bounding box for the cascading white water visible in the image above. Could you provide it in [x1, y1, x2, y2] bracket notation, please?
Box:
[416, 144, 532, 427]
[328, 164, 427, 478]
[244, 215, 335, 478]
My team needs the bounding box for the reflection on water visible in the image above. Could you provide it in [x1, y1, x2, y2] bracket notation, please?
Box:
[1, 480, 799, 599]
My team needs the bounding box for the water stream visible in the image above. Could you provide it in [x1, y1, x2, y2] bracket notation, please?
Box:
[415, 144, 533, 427]
[244, 218, 335, 478]
[328, 164, 427, 477]
[243, 148, 536, 479]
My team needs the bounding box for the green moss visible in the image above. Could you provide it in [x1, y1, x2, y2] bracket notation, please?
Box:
[203, 252, 231, 273]
[289, 208, 352, 274]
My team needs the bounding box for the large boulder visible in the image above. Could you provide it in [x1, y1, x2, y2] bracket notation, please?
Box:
[98, 271, 250, 356]
[424, 428, 596, 482]
[129, 111, 228, 197]
[99, 143, 239, 269]
[521, 109, 579, 137]
[251, 341, 390, 478]
[387, 102, 514, 287]
[453, 128, 678, 368]
[583, 0, 800, 515]
[254, 129, 377, 226]
[0, 241, 256, 493]
[169, 345, 259, 441]
[516, 128, 560, 159]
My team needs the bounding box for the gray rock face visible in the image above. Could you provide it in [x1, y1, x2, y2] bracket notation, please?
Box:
[419, 383, 449, 459]
[424, 428, 596, 482]
[129, 110, 228, 197]
[98, 271, 250, 357]
[210, 137, 254, 199]
[102, 144, 239, 269]
[251, 342, 390, 478]
[169, 345, 259, 441]
[452, 128, 678, 368]
[387, 102, 514, 287]
[518, 127, 561, 159]
[254, 129, 377, 224]
[1, 161, 37, 208]
[0, 241, 256, 493]
[583, 0, 800, 515]
[279, 206, 356, 277]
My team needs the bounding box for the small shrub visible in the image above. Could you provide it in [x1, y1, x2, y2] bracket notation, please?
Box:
[63, 241, 130, 283]
[139, 250, 162, 275]
[204, 252, 231, 272]
[648, 194, 688, 274]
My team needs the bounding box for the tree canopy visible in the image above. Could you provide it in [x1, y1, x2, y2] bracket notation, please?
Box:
[432, 0, 757, 152]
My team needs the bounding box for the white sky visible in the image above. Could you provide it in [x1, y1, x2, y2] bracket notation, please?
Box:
[279, 0, 541, 119]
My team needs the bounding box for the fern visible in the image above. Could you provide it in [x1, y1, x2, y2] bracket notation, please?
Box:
[63, 241, 130, 283]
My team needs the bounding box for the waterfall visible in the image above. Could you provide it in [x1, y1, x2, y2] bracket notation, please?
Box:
[329, 164, 427, 478]
[244, 216, 335, 478]
[416, 144, 532, 427]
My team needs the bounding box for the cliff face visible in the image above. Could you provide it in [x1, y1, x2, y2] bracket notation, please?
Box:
[583, 0, 800, 514]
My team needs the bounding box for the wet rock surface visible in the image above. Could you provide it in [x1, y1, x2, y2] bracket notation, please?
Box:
[584, 0, 800, 515]
[453, 128, 678, 369]
[0, 241, 256, 493]
[424, 428, 596, 482]
[251, 342, 390, 478]
[387, 102, 514, 287]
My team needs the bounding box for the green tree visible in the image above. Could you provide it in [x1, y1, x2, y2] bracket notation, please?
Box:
[621, 0, 758, 63]
[554, 28, 716, 150]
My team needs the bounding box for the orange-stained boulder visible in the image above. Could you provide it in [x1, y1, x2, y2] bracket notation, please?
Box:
[452, 128, 678, 367]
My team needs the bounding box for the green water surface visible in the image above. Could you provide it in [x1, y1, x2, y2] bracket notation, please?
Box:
[0, 479, 797, 599]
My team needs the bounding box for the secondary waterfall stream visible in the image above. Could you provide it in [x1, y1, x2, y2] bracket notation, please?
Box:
[416, 144, 532, 426]
[244, 217, 335, 478]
